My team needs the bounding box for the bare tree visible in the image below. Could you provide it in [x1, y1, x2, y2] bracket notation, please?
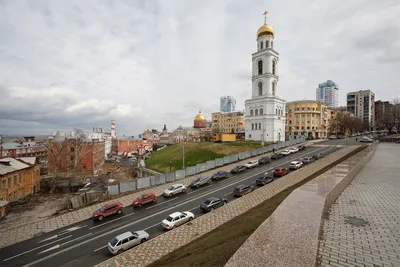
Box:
[69, 129, 92, 177]
[47, 137, 68, 193]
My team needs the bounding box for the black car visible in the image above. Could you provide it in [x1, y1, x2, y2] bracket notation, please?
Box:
[256, 174, 274, 186]
[301, 156, 314, 165]
[200, 197, 228, 212]
[233, 184, 254, 197]
[258, 156, 271, 165]
[231, 165, 246, 174]
[211, 171, 229, 181]
[297, 145, 306, 151]
[190, 176, 211, 188]
[271, 153, 283, 160]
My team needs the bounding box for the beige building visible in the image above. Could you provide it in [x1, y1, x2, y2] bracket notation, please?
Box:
[286, 100, 335, 139]
[211, 111, 245, 136]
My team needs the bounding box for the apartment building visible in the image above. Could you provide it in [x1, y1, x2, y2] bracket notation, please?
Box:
[347, 90, 375, 130]
[316, 80, 339, 108]
[211, 111, 245, 137]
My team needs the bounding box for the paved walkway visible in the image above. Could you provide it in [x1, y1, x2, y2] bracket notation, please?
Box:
[318, 143, 400, 267]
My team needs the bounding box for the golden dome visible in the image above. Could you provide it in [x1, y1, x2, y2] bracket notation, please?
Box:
[194, 111, 206, 121]
[257, 10, 274, 37]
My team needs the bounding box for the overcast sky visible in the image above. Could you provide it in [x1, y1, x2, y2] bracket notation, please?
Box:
[0, 0, 399, 136]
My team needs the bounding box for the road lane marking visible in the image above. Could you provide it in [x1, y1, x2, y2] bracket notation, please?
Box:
[93, 245, 108, 253]
[144, 222, 163, 231]
[3, 235, 73, 262]
[146, 197, 178, 210]
[21, 145, 334, 267]
[90, 213, 135, 230]
[38, 233, 92, 254]
[223, 192, 233, 197]
[37, 225, 87, 243]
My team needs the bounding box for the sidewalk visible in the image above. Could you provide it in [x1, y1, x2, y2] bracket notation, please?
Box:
[317, 143, 400, 267]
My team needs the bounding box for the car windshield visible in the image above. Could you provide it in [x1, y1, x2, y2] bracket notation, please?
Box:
[193, 178, 200, 183]
[203, 200, 212, 205]
[166, 216, 174, 222]
[167, 186, 174, 191]
[110, 238, 118, 247]
[137, 195, 144, 200]
[99, 206, 107, 212]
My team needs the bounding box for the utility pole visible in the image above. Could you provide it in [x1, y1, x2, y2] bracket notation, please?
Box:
[182, 143, 185, 169]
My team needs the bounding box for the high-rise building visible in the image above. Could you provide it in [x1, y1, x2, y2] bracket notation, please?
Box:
[347, 90, 375, 130]
[244, 11, 286, 142]
[220, 96, 236, 112]
[316, 80, 339, 108]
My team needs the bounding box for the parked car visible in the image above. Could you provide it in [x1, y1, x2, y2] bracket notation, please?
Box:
[93, 202, 124, 221]
[273, 168, 289, 177]
[231, 165, 246, 173]
[133, 192, 157, 208]
[360, 137, 374, 143]
[190, 176, 211, 188]
[289, 161, 303, 170]
[312, 153, 323, 160]
[233, 184, 254, 197]
[108, 230, 149, 255]
[280, 150, 291, 156]
[256, 174, 274, 186]
[162, 211, 194, 230]
[306, 136, 315, 140]
[288, 147, 299, 153]
[200, 197, 228, 213]
[301, 156, 314, 165]
[211, 171, 229, 181]
[244, 160, 259, 169]
[271, 153, 283, 159]
[163, 184, 186, 197]
[297, 145, 306, 151]
[337, 135, 345, 139]
[258, 156, 271, 165]
[329, 135, 337, 140]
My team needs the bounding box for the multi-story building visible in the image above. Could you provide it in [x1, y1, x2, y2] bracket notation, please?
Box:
[211, 111, 245, 137]
[111, 138, 154, 156]
[347, 90, 375, 130]
[0, 136, 47, 160]
[375, 100, 392, 130]
[0, 157, 41, 202]
[286, 100, 332, 139]
[316, 80, 339, 108]
[220, 96, 236, 113]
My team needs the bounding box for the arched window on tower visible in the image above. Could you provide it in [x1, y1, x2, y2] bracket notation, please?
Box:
[260, 42, 263, 50]
[260, 108, 263, 115]
[272, 82, 276, 96]
[266, 40, 269, 48]
[272, 60, 276, 75]
[255, 109, 259, 116]
[258, 123, 261, 129]
[258, 82, 263, 96]
[258, 60, 263, 75]
[251, 123, 254, 130]
[250, 109, 254, 116]
[271, 41, 274, 49]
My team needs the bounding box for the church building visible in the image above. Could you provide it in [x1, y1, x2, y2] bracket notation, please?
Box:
[245, 11, 286, 142]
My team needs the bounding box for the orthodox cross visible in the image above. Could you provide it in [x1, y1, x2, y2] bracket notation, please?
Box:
[263, 11, 268, 24]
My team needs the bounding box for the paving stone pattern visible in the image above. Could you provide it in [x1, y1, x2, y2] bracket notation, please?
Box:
[96, 146, 356, 267]
[0, 140, 320, 249]
[318, 143, 400, 267]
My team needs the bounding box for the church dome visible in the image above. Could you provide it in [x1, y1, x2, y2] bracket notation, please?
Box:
[257, 11, 274, 37]
[194, 111, 206, 121]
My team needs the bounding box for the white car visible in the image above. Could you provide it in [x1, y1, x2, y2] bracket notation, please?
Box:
[288, 147, 299, 153]
[163, 184, 186, 197]
[244, 160, 259, 169]
[162, 211, 195, 230]
[108, 230, 150, 255]
[280, 150, 291, 156]
[289, 161, 303, 170]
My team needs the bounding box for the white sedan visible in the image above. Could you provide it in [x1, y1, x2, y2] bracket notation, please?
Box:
[163, 184, 186, 197]
[280, 150, 291, 156]
[288, 147, 299, 153]
[289, 161, 303, 170]
[162, 211, 195, 230]
[244, 160, 259, 169]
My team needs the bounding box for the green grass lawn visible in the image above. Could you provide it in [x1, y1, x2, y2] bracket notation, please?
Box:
[145, 141, 268, 173]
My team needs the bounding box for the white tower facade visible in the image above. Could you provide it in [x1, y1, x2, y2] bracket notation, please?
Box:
[245, 11, 286, 142]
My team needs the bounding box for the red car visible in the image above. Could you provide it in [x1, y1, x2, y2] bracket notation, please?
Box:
[273, 168, 288, 177]
[93, 202, 123, 221]
[133, 192, 157, 208]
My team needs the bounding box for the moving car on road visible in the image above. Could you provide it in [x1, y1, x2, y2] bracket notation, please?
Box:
[200, 197, 228, 213]
[300, 156, 314, 165]
[258, 156, 271, 165]
[133, 192, 157, 208]
[163, 184, 186, 197]
[288, 147, 299, 153]
[280, 150, 291, 156]
[233, 184, 254, 197]
[211, 170, 229, 181]
[93, 202, 123, 221]
[162, 211, 194, 230]
[244, 160, 259, 169]
[297, 145, 306, 151]
[108, 230, 149, 255]
[190, 176, 211, 188]
[289, 161, 303, 170]
[273, 167, 289, 177]
[271, 153, 284, 159]
[256, 174, 274, 186]
[360, 137, 374, 143]
[329, 135, 337, 140]
[231, 165, 246, 174]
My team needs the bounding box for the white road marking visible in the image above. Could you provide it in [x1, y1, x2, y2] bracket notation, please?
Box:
[144, 222, 163, 231]
[93, 245, 108, 253]
[38, 233, 92, 254]
[37, 225, 87, 243]
[21, 145, 333, 267]
[146, 197, 178, 210]
[223, 192, 233, 197]
[3, 235, 73, 262]
[90, 213, 135, 230]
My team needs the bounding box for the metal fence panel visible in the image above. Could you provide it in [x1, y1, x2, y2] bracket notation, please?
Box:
[175, 169, 186, 180]
[245, 151, 251, 158]
[136, 177, 151, 189]
[238, 152, 246, 160]
[150, 176, 156, 186]
[215, 158, 224, 167]
[206, 160, 215, 170]
[119, 181, 136, 193]
[250, 149, 258, 157]
[185, 166, 197, 176]
[165, 172, 175, 183]
[155, 174, 166, 185]
[257, 148, 264, 155]
[107, 185, 120, 195]
[223, 156, 231, 165]
[232, 154, 239, 162]
[196, 163, 207, 173]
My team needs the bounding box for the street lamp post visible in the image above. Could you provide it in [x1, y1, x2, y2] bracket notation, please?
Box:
[170, 160, 172, 172]
[182, 143, 185, 169]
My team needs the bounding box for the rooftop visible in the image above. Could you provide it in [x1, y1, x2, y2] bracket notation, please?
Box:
[0, 157, 36, 176]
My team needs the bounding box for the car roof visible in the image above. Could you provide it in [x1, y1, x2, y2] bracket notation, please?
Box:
[172, 184, 184, 187]
[142, 192, 155, 196]
[114, 231, 134, 240]
[169, 211, 183, 217]
[104, 202, 120, 207]
[290, 161, 300, 164]
[275, 168, 283, 170]
[235, 184, 247, 189]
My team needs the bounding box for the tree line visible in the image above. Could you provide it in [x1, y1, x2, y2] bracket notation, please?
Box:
[375, 98, 400, 132]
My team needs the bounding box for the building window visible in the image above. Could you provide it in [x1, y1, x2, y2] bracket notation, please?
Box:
[302, 115, 305, 118]
[14, 176, 17, 186]
[302, 107, 305, 111]
[258, 82, 263, 96]
[266, 40, 269, 48]
[272, 82, 276, 96]
[255, 109, 259, 116]
[71, 147, 75, 152]
[251, 123, 254, 130]
[260, 42, 263, 50]
[260, 108, 263, 115]
[296, 107, 299, 111]
[19, 175, 22, 183]
[307, 126, 310, 130]
[308, 107, 310, 110]
[289, 120, 292, 124]
[276, 108, 278, 114]
[8, 178, 11, 188]
[259, 123, 261, 129]
[1, 179, 5, 189]
[272, 60, 276, 75]
[250, 109, 254, 116]
[258, 60, 263, 75]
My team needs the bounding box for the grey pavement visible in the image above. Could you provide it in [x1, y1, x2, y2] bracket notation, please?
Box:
[318, 143, 400, 267]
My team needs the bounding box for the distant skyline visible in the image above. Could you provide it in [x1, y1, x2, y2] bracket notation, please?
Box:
[1, 0, 399, 136]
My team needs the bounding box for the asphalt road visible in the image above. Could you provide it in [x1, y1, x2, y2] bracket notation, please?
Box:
[0, 140, 360, 267]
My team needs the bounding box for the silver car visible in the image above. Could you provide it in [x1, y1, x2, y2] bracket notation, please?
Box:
[108, 230, 150, 255]
[163, 183, 186, 197]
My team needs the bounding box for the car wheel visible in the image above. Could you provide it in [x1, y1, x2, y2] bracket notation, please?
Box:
[208, 180, 211, 184]
[141, 238, 147, 243]
[117, 209, 122, 215]
[117, 249, 124, 255]
[189, 217, 193, 221]
[182, 188, 186, 193]
[210, 207, 214, 212]
[168, 193, 172, 197]
[98, 215, 104, 221]
[153, 198, 157, 203]
[197, 184, 200, 188]
[137, 204, 142, 208]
